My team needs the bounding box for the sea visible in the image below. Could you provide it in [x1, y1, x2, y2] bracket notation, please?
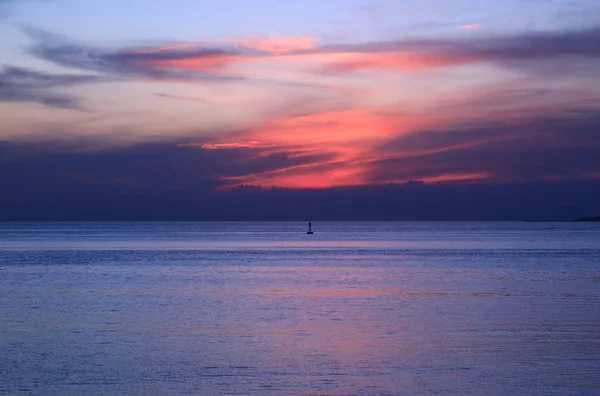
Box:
[0, 222, 599, 396]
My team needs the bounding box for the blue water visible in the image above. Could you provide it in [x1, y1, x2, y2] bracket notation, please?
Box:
[1, 222, 599, 395]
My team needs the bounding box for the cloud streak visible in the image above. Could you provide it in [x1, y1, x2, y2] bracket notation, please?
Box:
[460, 24, 483, 30]
[27, 26, 600, 80]
[180, 102, 600, 188]
[0, 66, 100, 109]
[366, 111, 600, 184]
[25, 29, 262, 81]
[318, 27, 600, 73]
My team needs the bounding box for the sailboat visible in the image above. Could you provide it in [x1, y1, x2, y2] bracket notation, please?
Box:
[307, 221, 314, 235]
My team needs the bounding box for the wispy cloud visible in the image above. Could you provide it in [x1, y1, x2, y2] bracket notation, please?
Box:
[27, 26, 600, 80]
[317, 27, 600, 73]
[366, 111, 600, 184]
[185, 95, 600, 188]
[25, 28, 260, 81]
[460, 23, 483, 30]
[0, 66, 100, 109]
[227, 35, 321, 54]
[183, 141, 276, 150]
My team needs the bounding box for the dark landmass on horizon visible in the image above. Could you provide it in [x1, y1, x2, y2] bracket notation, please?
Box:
[573, 216, 600, 222]
[524, 215, 600, 222]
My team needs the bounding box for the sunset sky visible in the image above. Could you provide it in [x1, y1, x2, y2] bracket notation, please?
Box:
[1, 0, 600, 220]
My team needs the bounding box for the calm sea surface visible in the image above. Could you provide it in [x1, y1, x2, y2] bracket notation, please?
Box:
[1, 222, 599, 396]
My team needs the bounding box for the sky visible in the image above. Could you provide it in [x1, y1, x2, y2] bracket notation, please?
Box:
[1, 0, 600, 220]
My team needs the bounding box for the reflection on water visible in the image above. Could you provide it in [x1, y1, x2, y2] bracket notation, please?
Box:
[1, 222, 599, 395]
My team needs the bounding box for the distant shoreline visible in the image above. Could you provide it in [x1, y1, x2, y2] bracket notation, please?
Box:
[524, 216, 600, 222]
[0, 218, 598, 223]
[573, 216, 600, 222]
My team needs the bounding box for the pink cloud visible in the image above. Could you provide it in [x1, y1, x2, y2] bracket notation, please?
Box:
[179, 142, 275, 150]
[193, 107, 425, 189]
[116, 35, 484, 77]
[460, 24, 483, 30]
[228, 35, 321, 54]
[320, 52, 477, 72]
